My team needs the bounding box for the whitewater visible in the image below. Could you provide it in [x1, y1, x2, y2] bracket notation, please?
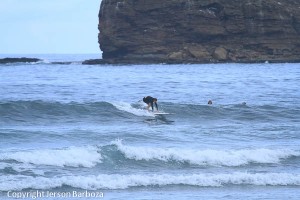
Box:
[0, 54, 300, 200]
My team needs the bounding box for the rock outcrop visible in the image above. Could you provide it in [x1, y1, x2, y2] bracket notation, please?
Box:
[98, 0, 300, 64]
[0, 57, 41, 64]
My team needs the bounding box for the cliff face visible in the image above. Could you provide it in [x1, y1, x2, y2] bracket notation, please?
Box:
[98, 0, 300, 63]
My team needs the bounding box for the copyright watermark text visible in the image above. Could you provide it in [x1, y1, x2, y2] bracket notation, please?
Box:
[7, 190, 104, 199]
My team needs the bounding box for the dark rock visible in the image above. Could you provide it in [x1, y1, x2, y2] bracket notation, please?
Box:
[82, 59, 110, 65]
[0, 57, 41, 64]
[51, 62, 72, 65]
[98, 0, 300, 64]
[186, 44, 211, 60]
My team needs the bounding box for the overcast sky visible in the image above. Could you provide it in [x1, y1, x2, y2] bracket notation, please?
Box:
[0, 0, 101, 54]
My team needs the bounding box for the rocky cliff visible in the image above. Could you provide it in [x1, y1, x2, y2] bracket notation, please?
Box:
[98, 0, 300, 64]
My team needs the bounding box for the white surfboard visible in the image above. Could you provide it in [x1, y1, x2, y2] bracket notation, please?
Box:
[153, 112, 172, 115]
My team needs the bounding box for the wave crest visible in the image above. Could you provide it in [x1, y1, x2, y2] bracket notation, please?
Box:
[0, 146, 102, 168]
[112, 140, 300, 166]
[1, 172, 300, 191]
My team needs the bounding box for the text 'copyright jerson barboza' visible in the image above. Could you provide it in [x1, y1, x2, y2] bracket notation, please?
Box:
[6, 190, 104, 199]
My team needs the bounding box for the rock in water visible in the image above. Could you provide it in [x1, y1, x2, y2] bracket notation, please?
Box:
[0, 57, 41, 64]
[98, 0, 300, 64]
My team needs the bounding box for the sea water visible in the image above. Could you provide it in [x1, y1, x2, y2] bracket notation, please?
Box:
[0, 54, 299, 200]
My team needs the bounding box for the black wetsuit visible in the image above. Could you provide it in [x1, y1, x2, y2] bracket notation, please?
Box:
[143, 96, 158, 111]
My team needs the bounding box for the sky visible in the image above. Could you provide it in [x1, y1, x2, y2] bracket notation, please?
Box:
[0, 0, 101, 54]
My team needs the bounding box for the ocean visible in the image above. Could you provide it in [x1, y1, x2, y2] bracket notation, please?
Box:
[0, 54, 299, 200]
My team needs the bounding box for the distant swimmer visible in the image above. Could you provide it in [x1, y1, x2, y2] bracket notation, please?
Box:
[208, 100, 212, 105]
[143, 96, 158, 112]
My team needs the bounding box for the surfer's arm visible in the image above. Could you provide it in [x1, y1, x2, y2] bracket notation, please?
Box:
[151, 102, 154, 111]
[155, 102, 158, 111]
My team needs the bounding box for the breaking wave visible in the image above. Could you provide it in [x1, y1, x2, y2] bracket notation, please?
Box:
[0, 146, 101, 168]
[1, 100, 299, 123]
[1, 141, 299, 169]
[1, 172, 300, 191]
[0, 140, 300, 168]
[111, 140, 300, 167]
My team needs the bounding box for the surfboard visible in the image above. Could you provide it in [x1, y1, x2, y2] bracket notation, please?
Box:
[153, 112, 172, 115]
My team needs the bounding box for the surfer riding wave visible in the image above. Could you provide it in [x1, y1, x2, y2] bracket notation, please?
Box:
[143, 96, 158, 112]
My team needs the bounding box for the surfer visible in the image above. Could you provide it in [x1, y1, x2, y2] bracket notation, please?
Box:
[143, 96, 158, 112]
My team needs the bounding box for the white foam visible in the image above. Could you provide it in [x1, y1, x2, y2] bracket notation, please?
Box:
[0, 163, 9, 171]
[1, 172, 300, 191]
[0, 162, 44, 174]
[112, 102, 154, 117]
[113, 140, 300, 166]
[0, 146, 102, 168]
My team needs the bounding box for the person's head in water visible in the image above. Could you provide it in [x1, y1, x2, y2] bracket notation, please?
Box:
[208, 100, 212, 105]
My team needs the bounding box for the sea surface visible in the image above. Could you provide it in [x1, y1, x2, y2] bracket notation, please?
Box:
[0, 54, 300, 200]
